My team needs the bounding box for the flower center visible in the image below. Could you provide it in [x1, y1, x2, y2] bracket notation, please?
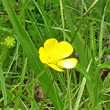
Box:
[47, 57, 58, 65]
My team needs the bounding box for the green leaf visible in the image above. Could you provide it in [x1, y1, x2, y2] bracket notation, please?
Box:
[0, 65, 9, 110]
[1, 0, 63, 109]
[98, 62, 110, 69]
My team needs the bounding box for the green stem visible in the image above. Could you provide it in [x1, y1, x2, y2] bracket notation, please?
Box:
[67, 70, 72, 110]
[1, 68, 47, 110]
[31, 71, 34, 110]
[59, 0, 66, 41]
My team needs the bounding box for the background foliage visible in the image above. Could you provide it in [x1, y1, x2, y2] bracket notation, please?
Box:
[0, 0, 110, 110]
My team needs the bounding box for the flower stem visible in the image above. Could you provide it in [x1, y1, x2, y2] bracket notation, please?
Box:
[67, 69, 72, 110]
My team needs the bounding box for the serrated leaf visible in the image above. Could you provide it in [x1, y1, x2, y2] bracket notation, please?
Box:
[90, 23, 97, 60]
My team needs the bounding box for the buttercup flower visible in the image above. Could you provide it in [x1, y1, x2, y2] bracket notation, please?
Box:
[4, 36, 15, 48]
[39, 38, 78, 72]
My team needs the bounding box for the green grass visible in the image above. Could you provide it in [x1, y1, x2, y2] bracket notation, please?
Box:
[0, 0, 110, 109]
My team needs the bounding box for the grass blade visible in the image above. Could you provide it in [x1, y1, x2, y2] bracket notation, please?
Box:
[14, 58, 27, 110]
[0, 65, 9, 110]
[99, 0, 108, 62]
[74, 77, 86, 110]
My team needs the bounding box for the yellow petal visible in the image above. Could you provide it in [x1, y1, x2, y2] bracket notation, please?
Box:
[48, 64, 64, 72]
[39, 47, 49, 64]
[44, 38, 58, 58]
[56, 41, 73, 60]
[57, 58, 78, 69]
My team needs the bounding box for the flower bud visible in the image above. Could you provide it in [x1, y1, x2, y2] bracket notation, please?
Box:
[4, 36, 15, 48]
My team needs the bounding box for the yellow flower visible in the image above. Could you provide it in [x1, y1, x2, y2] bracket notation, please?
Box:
[39, 38, 78, 72]
[4, 36, 15, 48]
